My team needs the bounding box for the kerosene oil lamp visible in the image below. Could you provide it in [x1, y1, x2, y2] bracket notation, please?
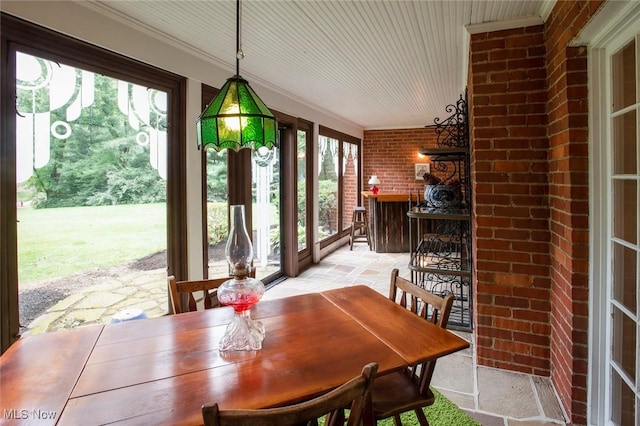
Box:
[217, 205, 265, 351]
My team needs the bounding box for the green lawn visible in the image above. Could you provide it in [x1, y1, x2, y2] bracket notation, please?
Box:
[320, 388, 480, 426]
[17, 203, 166, 283]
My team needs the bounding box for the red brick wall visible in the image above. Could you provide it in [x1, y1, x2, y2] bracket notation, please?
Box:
[362, 128, 438, 195]
[545, 1, 604, 424]
[469, 25, 552, 378]
[468, 1, 605, 424]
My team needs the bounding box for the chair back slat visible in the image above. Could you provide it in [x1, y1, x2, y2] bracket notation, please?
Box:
[388, 268, 454, 396]
[202, 363, 378, 426]
[168, 269, 256, 314]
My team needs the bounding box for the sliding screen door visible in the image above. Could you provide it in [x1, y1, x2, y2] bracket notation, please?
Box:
[1, 15, 186, 352]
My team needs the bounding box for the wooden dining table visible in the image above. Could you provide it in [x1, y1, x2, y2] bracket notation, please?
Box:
[1, 285, 469, 425]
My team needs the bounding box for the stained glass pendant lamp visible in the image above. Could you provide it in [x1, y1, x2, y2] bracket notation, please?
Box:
[196, 0, 277, 152]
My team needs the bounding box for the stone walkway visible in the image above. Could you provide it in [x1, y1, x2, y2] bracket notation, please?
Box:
[26, 269, 167, 335]
[24, 260, 272, 336]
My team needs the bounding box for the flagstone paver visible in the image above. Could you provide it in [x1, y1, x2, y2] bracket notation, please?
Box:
[25, 269, 166, 336]
[74, 292, 127, 309]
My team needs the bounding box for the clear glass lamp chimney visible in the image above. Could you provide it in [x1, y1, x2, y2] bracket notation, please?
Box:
[225, 205, 254, 278]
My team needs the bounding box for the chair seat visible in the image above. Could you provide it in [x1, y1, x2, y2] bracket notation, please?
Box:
[371, 370, 435, 419]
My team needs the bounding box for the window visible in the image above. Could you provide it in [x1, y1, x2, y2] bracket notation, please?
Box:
[588, 4, 640, 422]
[296, 120, 313, 259]
[251, 142, 281, 278]
[608, 37, 639, 426]
[317, 126, 361, 248]
[0, 14, 187, 352]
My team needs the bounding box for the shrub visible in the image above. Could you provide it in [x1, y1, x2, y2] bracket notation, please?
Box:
[207, 203, 228, 245]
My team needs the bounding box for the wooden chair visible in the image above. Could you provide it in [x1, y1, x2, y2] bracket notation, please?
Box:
[168, 269, 255, 314]
[201, 362, 378, 426]
[371, 268, 454, 426]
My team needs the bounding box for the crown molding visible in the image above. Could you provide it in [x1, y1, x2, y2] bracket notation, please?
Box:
[465, 15, 544, 35]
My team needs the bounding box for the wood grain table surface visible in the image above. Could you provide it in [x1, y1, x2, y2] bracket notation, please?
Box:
[0, 285, 469, 425]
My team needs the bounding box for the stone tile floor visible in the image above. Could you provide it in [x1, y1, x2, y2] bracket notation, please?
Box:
[264, 243, 567, 426]
[26, 242, 567, 425]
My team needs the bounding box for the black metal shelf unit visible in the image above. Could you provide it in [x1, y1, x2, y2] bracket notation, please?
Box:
[408, 93, 472, 330]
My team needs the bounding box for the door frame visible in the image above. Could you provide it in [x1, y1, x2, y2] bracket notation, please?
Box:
[587, 2, 640, 424]
[0, 13, 187, 352]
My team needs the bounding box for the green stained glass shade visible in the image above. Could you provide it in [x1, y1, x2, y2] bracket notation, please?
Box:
[197, 76, 277, 151]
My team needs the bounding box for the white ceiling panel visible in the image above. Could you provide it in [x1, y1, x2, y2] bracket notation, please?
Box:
[80, 0, 553, 129]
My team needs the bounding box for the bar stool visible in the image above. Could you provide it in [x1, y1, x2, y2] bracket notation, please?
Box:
[350, 206, 371, 250]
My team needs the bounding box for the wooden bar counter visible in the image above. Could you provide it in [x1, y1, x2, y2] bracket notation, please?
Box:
[362, 191, 416, 253]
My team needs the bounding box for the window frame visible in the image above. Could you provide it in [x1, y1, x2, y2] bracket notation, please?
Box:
[296, 118, 314, 270]
[586, 2, 640, 423]
[0, 13, 188, 353]
[317, 125, 362, 249]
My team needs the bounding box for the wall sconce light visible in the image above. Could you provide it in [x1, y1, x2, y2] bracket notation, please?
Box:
[368, 175, 380, 194]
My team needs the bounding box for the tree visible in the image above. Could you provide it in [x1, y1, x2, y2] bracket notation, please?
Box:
[318, 139, 338, 181]
[206, 150, 228, 203]
[20, 68, 166, 207]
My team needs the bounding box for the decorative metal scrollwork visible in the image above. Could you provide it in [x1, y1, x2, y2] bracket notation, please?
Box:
[414, 271, 471, 328]
[433, 93, 468, 149]
[409, 91, 472, 329]
[409, 220, 470, 273]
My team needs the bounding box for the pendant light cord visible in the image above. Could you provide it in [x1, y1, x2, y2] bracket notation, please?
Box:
[236, 0, 242, 76]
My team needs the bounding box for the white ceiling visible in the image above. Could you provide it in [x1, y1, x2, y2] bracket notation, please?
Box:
[80, 0, 554, 130]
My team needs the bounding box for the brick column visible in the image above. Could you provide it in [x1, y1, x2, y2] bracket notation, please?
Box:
[470, 25, 552, 376]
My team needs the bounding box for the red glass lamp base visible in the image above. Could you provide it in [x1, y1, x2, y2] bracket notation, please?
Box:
[218, 276, 265, 351]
